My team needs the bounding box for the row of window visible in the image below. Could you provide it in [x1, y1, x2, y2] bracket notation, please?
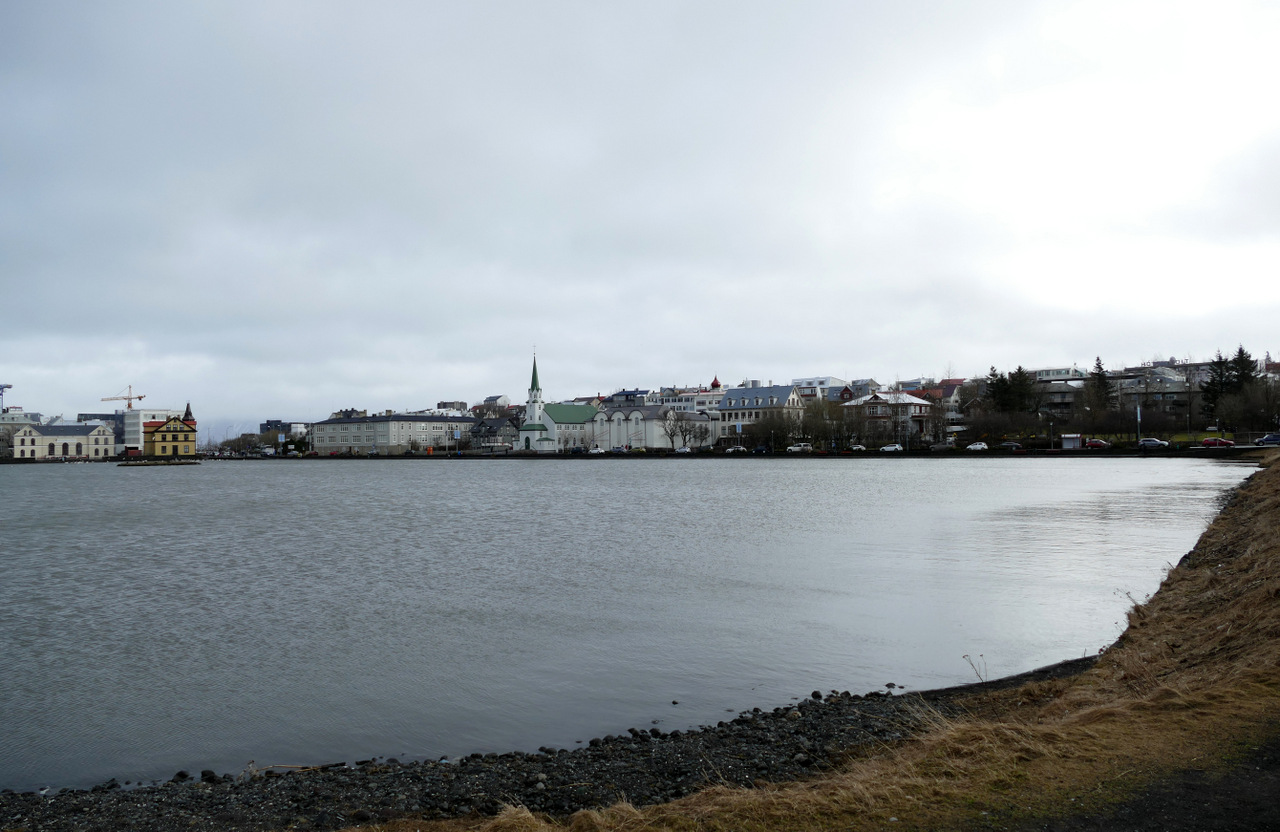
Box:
[16, 443, 106, 457]
[15, 435, 109, 445]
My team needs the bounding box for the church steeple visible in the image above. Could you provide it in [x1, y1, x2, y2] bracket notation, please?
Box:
[526, 355, 544, 426]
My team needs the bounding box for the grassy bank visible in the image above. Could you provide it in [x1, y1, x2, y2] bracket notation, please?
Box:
[352, 450, 1280, 832]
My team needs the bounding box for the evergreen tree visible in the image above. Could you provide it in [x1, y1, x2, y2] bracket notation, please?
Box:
[1229, 345, 1258, 391]
[984, 367, 1011, 412]
[1200, 351, 1230, 419]
[1008, 366, 1041, 413]
[1085, 357, 1116, 411]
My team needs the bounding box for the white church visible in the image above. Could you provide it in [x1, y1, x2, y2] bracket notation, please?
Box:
[516, 357, 597, 453]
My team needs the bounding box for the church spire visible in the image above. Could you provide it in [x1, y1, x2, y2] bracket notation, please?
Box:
[525, 354, 544, 427]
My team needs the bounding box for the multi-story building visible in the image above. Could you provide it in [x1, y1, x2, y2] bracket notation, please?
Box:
[657, 378, 725, 412]
[470, 417, 520, 451]
[844, 391, 939, 445]
[311, 411, 479, 455]
[0, 407, 41, 458]
[1032, 365, 1087, 383]
[143, 406, 199, 458]
[11, 423, 116, 460]
[715, 383, 805, 440]
[792, 376, 848, 402]
[124, 408, 185, 454]
[259, 419, 310, 438]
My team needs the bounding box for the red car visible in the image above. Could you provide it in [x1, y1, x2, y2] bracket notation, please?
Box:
[1084, 438, 1110, 449]
[1202, 437, 1235, 447]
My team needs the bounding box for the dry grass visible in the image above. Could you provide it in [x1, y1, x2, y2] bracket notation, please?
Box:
[349, 451, 1280, 832]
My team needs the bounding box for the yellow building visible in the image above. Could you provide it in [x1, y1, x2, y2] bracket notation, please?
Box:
[142, 403, 198, 458]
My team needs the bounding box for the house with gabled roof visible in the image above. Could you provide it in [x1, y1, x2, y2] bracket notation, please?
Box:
[843, 391, 939, 445]
[142, 403, 198, 458]
[715, 383, 804, 442]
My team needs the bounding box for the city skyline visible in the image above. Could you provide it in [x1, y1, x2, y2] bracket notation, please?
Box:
[4, 2, 1278, 425]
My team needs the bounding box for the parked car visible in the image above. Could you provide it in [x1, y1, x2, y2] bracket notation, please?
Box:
[724, 445, 748, 453]
[1201, 437, 1235, 447]
[999, 441, 1022, 451]
[674, 447, 692, 454]
[610, 446, 627, 454]
[1084, 438, 1110, 449]
[752, 446, 770, 454]
[966, 442, 988, 451]
[1137, 437, 1170, 450]
[848, 444, 866, 452]
[587, 447, 606, 454]
[879, 443, 904, 452]
[1256, 434, 1280, 446]
[930, 442, 954, 452]
[786, 443, 813, 453]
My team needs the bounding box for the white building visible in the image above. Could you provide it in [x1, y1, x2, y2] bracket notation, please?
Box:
[311, 411, 478, 455]
[124, 408, 184, 454]
[11, 423, 116, 460]
[590, 403, 717, 450]
[657, 377, 725, 412]
[516, 358, 597, 453]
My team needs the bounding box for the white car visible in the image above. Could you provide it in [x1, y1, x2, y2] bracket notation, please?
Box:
[587, 447, 606, 455]
[966, 442, 988, 451]
[675, 447, 692, 454]
[724, 445, 748, 454]
[879, 443, 904, 452]
[786, 443, 813, 453]
[849, 444, 866, 452]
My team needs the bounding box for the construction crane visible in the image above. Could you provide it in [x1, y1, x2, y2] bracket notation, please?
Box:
[102, 385, 146, 410]
[0, 383, 11, 411]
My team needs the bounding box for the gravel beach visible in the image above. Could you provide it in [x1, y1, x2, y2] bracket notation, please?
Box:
[0, 659, 1097, 832]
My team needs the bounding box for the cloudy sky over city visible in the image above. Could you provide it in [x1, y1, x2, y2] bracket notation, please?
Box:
[3, 1, 1278, 433]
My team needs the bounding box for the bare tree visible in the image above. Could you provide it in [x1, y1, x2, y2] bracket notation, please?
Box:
[660, 409, 686, 449]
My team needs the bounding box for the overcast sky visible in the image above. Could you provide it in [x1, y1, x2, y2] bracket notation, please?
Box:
[3, 1, 1278, 434]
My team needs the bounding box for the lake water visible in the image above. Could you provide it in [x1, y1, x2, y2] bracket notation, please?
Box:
[0, 456, 1250, 791]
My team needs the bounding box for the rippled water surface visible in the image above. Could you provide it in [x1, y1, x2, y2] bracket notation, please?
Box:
[0, 457, 1250, 790]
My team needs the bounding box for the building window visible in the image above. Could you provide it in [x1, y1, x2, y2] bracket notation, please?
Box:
[161, 446, 167, 454]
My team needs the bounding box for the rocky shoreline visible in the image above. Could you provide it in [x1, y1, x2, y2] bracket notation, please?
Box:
[0, 658, 1095, 832]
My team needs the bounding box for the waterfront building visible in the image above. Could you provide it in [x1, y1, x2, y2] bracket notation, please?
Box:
[0, 407, 40, 458]
[11, 422, 116, 460]
[590, 403, 717, 451]
[311, 411, 478, 455]
[123, 408, 184, 454]
[470, 417, 519, 451]
[843, 391, 938, 445]
[142, 404, 198, 458]
[516, 357, 597, 453]
[715, 383, 805, 441]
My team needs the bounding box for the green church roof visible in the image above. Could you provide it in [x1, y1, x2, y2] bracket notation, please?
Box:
[543, 403, 597, 424]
